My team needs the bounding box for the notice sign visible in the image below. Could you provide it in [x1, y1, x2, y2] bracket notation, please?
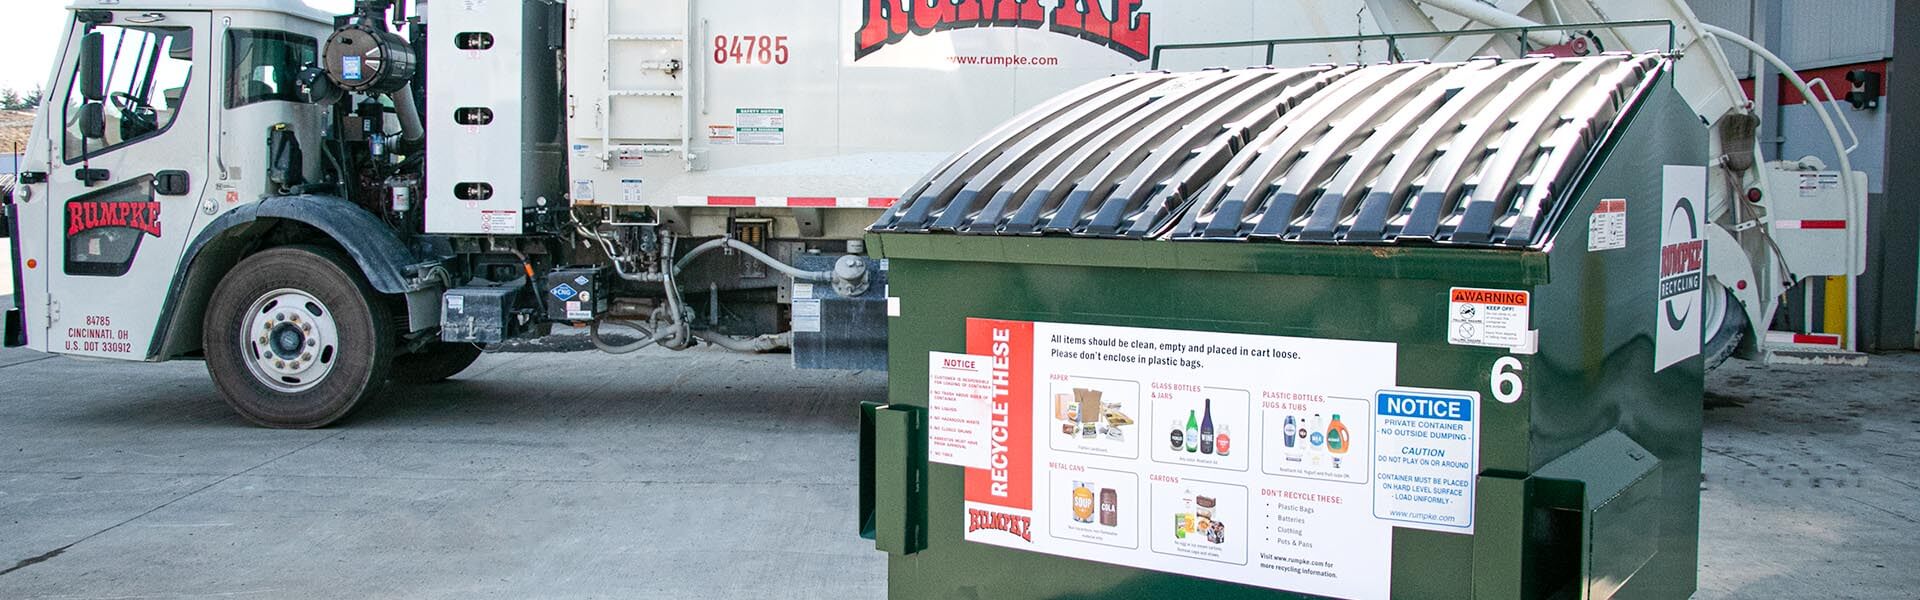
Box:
[1447, 288, 1531, 350]
[1372, 390, 1480, 531]
[956, 318, 1480, 599]
[928, 352, 996, 469]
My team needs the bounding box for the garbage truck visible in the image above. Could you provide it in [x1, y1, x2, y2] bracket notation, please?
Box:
[0, 0, 1867, 427]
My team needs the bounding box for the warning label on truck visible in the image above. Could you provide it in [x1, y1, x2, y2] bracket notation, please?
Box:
[734, 108, 785, 145]
[1447, 288, 1531, 350]
[944, 319, 1482, 599]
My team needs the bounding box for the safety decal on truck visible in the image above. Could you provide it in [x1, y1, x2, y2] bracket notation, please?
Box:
[1655, 165, 1707, 372]
[848, 0, 1152, 67]
[733, 108, 786, 146]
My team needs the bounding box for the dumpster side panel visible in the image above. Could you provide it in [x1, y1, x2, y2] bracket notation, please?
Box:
[1530, 75, 1706, 599]
[879, 248, 1532, 599]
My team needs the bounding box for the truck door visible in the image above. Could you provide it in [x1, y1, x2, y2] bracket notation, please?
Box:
[41, 11, 211, 359]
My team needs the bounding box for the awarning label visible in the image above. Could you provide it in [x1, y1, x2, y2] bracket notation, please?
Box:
[1447, 288, 1531, 350]
[1589, 199, 1627, 251]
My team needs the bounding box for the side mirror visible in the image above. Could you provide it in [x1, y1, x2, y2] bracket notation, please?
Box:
[79, 31, 106, 103]
[79, 102, 106, 140]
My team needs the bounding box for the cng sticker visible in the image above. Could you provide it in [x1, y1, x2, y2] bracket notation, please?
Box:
[1655, 165, 1707, 372]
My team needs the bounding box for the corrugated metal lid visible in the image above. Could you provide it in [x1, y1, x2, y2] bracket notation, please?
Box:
[872, 54, 1666, 248]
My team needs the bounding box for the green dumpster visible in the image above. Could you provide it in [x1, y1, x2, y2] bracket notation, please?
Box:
[863, 53, 1706, 599]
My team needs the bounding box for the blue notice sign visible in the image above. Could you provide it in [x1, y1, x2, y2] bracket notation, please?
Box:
[1371, 389, 1480, 532]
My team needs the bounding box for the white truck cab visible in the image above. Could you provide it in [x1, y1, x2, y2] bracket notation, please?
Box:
[9, 1, 331, 357]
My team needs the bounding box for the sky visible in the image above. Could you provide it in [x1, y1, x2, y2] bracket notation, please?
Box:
[0, 0, 357, 93]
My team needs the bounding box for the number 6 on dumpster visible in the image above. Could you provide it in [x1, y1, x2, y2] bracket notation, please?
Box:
[1491, 357, 1523, 404]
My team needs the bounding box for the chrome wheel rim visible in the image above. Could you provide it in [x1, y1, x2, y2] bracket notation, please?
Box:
[241, 289, 340, 393]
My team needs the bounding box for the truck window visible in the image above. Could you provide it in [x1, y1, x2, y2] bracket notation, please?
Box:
[227, 30, 318, 108]
[62, 25, 193, 163]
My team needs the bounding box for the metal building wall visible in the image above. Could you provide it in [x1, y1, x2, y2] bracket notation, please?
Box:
[1875, 0, 1918, 349]
[1778, 0, 1895, 68]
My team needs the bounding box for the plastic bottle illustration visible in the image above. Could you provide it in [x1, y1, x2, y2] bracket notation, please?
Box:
[1309, 413, 1324, 447]
[1327, 414, 1350, 454]
[1185, 410, 1199, 453]
[1199, 399, 1215, 455]
[1283, 415, 1297, 448]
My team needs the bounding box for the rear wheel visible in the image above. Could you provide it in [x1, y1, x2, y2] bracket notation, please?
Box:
[1703, 283, 1748, 371]
[390, 342, 484, 384]
[204, 246, 393, 428]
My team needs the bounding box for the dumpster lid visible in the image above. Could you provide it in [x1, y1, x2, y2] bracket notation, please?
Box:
[871, 54, 1667, 248]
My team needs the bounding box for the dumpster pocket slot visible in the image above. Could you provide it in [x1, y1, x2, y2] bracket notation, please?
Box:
[1535, 430, 1664, 599]
[861, 402, 927, 555]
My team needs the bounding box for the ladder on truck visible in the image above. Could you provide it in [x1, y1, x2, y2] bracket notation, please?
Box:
[577, 0, 697, 172]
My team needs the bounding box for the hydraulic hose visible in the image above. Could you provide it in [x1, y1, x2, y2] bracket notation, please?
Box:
[692, 331, 792, 353]
[673, 237, 835, 282]
[590, 319, 678, 354]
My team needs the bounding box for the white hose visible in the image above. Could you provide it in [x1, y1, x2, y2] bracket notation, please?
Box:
[1413, 0, 1563, 46]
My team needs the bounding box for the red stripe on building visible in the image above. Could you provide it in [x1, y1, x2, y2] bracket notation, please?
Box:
[707, 196, 757, 207]
[869, 197, 898, 208]
[1738, 60, 1888, 105]
[787, 197, 840, 207]
[1797, 220, 1847, 230]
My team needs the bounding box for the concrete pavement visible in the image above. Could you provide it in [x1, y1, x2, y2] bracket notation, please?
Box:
[0, 346, 888, 599]
[0, 343, 1914, 598]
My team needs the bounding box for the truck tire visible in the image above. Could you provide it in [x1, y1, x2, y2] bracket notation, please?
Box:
[203, 246, 394, 428]
[1703, 286, 1747, 371]
[390, 342, 484, 384]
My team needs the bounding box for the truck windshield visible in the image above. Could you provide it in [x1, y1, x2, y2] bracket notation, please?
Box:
[227, 30, 317, 108]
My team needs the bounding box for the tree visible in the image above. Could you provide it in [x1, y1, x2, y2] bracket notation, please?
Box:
[0, 87, 40, 111]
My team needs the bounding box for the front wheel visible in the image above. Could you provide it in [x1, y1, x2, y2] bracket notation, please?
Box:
[204, 246, 394, 428]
